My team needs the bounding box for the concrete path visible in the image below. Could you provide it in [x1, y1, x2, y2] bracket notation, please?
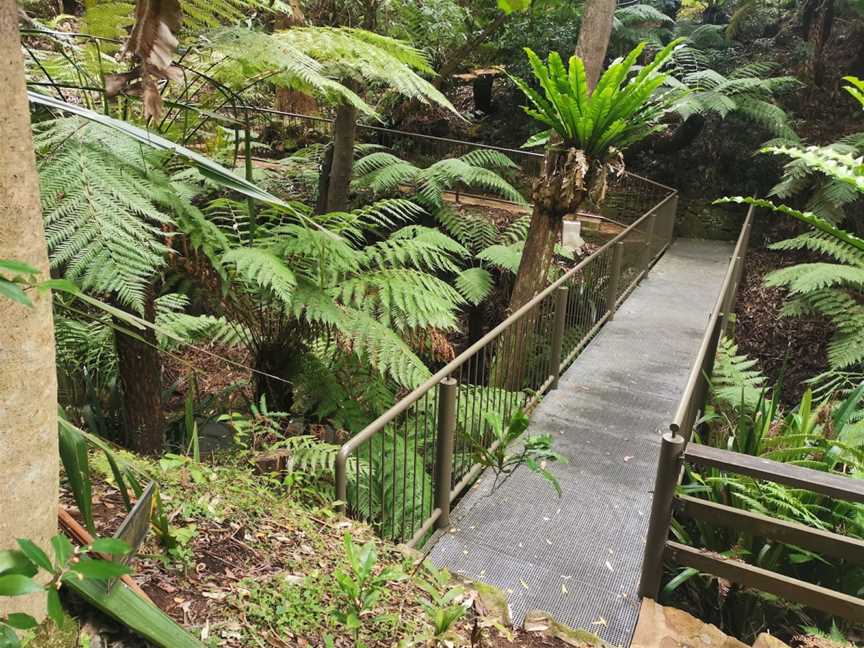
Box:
[427, 239, 734, 647]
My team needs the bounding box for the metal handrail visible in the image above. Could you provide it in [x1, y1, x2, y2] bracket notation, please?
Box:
[669, 204, 755, 440]
[336, 178, 679, 544]
[639, 204, 754, 597]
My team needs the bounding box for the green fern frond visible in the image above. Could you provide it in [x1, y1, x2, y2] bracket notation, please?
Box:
[476, 242, 523, 274]
[223, 247, 297, 305]
[455, 267, 494, 306]
[711, 337, 768, 411]
[36, 118, 177, 314]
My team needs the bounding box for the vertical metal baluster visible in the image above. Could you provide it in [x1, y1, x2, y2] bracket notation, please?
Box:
[400, 416, 409, 542]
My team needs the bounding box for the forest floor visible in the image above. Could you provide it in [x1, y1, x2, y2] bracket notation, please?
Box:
[56, 450, 595, 648]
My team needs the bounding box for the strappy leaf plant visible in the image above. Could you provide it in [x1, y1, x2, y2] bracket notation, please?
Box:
[508, 38, 683, 317]
[514, 39, 683, 153]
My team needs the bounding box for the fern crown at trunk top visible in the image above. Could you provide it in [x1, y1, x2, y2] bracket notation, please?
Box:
[514, 38, 685, 158]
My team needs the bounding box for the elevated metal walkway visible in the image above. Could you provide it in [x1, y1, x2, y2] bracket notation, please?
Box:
[427, 238, 734, 647]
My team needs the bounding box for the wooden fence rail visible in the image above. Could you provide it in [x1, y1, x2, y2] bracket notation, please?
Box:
[638, 203, 864, 624]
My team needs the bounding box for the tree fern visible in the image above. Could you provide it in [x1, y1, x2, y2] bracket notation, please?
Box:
[36, 118, 180, 314]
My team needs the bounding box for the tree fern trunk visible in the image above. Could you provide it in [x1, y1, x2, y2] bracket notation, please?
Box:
[325, 102, 357, 213]
[115, 289, 165, 454]
[0, 0, 59, 621]
[274, 0, 317, 120]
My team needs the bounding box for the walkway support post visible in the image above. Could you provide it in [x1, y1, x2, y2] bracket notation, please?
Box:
[435, 377, 458, 530]
[549, 286, 569, 389]
[606, 241, 624, 320]
[638, 429, 686, 599]
[641, 212, 656, 272]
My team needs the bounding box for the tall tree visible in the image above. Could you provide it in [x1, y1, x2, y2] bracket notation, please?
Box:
[507, 41, 679, 316]
[507, 0, 617, 313]
[0, 0, 59, 620]
[575, 0, 617, 91]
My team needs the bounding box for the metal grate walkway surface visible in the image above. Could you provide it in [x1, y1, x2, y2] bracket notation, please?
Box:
[426, 238, 734, 647]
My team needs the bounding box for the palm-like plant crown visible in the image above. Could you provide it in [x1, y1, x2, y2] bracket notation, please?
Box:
[514, 38, 684, 156]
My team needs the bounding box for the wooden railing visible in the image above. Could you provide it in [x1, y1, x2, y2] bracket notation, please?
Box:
[638, 204, 864, 623]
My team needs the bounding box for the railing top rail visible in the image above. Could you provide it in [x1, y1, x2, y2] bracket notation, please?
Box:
[337, 189, 678, 460]
[684, 443, 864, 504]
[669, 203, 755, 436]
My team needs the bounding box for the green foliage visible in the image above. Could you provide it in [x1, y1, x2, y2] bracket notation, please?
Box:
[0, 260, 40, 307]
[333, 533, 406, 644]
[353, 150, 528, 306]
[669, 338, 864, 637]
[413, 564, 466, 645]
[274, 27, 456, 112]
[667, 60, 799, 140]
[514, 39, 683, 155]
[711, 337, 767, 413]
[468, 410, 567, 495]
[0, 536, 130, 647]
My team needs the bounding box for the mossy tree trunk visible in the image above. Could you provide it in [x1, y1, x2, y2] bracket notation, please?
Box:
[0, 0, 59, 621]
[114, 288, 165, 455]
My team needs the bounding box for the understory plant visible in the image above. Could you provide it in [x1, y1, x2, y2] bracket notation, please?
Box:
[508, 38, 683, 314]
[333, 533, 406, 646]
[720, 77, 864, 388]
[0, 536, 130, 646]
[666, 337, 864, 639]
[469, 409, 567, 495]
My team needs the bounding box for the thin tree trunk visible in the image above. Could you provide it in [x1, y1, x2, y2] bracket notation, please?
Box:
[507, 201, 563, 314]
[325, 102, 357, 213]
[574, 0, 617, 90]
[115, 289, 165, 454]
[275, 0, 317, 117]
[0, 0, 59, 621]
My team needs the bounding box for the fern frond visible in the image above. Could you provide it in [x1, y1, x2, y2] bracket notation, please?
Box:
[711, 337, 768, 411]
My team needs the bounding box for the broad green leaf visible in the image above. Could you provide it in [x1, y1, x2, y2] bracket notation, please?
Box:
[89, 539, 131, 556]
[0, 575, 42, 597]
[46, 588, 64, 628]
[0, 551, 37, 578]
[16, 540, 52, 572]
[497, 0, 531, 14]
[0, 623, 21, 648]
[69, 559, 132, 580]
[0, 260, 39, 275]
[4, 614, 37, 630]
[0, 281, 33, 308]
[50, 535, 73, 567]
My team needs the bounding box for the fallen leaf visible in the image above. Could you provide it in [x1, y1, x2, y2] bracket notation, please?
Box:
[592, 616, 608, 627]
[561, 583, 568, 594]
[605, 560, 614, 571]
[520, 579, 529, 590]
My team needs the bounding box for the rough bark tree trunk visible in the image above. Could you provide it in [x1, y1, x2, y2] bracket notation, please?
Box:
[115, 289, 165, 454]
[507, 0, 617, 316]
[324, 102, 357, 213]
[801, 0, 834, 86]
[574, 0, 617, 90]
[0, 0, 59, 621]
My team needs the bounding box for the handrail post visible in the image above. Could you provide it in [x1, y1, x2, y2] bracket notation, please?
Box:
[640, 212, 656, 272]
[435, 377, 458, 530]
[606, 241, 624, 320]
[335, 448, 349, 515]
[639, 430, 686, 599]
[549, 286, 569, 389]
